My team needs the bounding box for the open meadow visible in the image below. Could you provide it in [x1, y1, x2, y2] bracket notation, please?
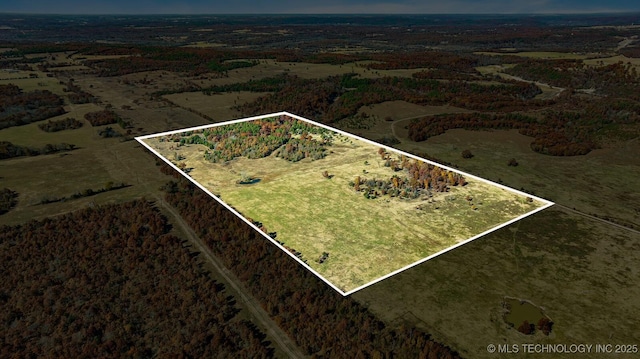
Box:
[141, 116, 549, 293]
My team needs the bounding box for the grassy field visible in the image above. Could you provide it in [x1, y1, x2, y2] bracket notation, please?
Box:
[583, 54, 640, 70]
[309, 107, 640, 357]
[142, 123, 548, 293]
[162, 91, 270, 120]
[353, 205, 640, 358]
[0, 72, 67, 95]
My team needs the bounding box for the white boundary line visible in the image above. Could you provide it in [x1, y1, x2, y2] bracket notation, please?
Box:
[136, 111, 554, 296]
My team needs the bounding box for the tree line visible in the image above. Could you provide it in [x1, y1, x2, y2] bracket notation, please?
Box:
[0, 141, 77, 160]
[38, 117, 83, 132]
[84, 109, 129, 128]
[407, 112, 603, 156]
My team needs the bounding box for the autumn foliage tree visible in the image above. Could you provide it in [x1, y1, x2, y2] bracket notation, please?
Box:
[0, 200, 274, 358]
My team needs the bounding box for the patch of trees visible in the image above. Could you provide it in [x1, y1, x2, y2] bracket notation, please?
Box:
[200, 73, 292, 95]
[273, 135, 327, 162]
[168, 115, 331, 163]
[0, 188, 18, 215]
[38, 182, 128, 205]
[352, 151, 466, 199]
[620, 47, 640, 58]
[0, 84, 66, 130]
[516, 318, 553, 336]
[84, 109, 127, 127]
[161, 178, 462, 358]
[0, 200, 274, 358]
[98, 126, 122, 138]
[37, 117, 83, 132]
[407, 112, 604, 156]
[64, 80, 97, 104]
[0, 141, 77, 160]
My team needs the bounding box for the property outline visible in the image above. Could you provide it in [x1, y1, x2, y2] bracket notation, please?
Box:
[136, 111, 554, 296]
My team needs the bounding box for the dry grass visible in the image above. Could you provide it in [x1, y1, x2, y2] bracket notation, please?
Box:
[143, 128, 545, 292]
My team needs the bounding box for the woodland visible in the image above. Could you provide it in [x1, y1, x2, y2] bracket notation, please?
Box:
[0, 200, 274, 358]
[0, 84, 66, 130]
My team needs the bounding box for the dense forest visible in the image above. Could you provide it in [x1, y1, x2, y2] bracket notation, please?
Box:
[161, 174, 461, 359]
[0, 200, 274, 358]
[0, 84, 66, 130]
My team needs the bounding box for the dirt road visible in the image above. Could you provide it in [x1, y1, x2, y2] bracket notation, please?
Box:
[154, 196, 308, 359]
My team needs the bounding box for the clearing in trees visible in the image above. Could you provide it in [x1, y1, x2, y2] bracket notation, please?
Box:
[137, 112, 553, 294]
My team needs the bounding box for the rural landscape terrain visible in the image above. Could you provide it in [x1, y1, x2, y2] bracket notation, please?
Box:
[1, 12, 639, 358]
[141, 113, 549, 293]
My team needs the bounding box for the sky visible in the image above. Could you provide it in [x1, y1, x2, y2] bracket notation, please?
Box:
[1, 0, 638, 15]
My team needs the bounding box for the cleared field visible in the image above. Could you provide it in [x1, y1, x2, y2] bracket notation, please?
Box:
[140, 114, 550, 293]
[163, 91, 270, 120]
[0, 74, 66, 95]
[583, 54, 640, 70]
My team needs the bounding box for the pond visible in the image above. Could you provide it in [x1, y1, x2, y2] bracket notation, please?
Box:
[503, 297, 553, 335]
[236, 178, 261, 185]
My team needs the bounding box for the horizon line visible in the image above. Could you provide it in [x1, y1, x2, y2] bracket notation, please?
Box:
[1, 11, 639, 16]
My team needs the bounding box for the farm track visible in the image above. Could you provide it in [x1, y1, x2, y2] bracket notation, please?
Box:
[154, 195, 308, 359]
[555, 204, 640, 235]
